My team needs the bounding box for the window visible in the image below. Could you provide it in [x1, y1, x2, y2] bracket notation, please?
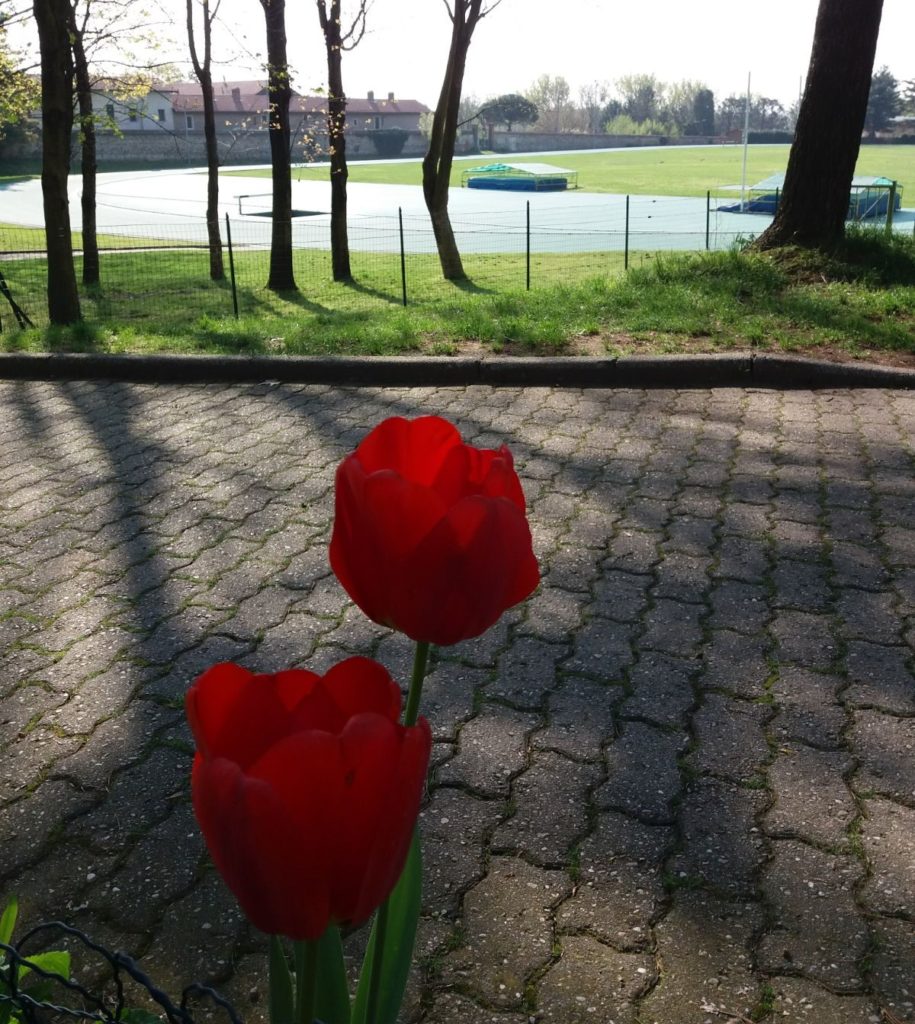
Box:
[374, 116, 381, 130]
[157, 108, 166, 122]
[105, 102, 115, 121]
[128, 107, 138, 122]
[186, 115, 194, 129]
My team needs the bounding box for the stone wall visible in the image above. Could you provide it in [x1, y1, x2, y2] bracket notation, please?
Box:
[1, 128, 431, 166]
[492, 131, 721, 152]
[2, 127, 725, 167]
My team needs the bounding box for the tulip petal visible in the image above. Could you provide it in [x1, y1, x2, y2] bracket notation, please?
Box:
[394, 495, 539, 645]
[322, 657, 402, 724]
[192, 754, 331, 940]
[186, 663, 255, 760]
[331, 461, 446, 628]
[348, 717, 432, 926]
[354, 416, 461, 484]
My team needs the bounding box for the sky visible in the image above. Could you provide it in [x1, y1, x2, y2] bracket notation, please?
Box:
[170, 0, 914, 108]
[14, 0, 915, 109]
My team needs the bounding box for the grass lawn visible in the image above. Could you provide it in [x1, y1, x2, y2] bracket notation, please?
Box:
[4, 230, 914, 367]
[222, 144, 915, 201]
[0, 222, 203, 252]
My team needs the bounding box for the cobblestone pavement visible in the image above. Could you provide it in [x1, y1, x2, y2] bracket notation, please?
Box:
[1, 381, 914, 1024]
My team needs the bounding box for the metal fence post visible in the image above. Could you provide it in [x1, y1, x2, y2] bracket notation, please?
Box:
[886, 181, 897, 236]
[705, 190, 710, 251]
[526, 201, 531, 291]
[398, 207, 407, 307]
[624, 195, 630, 271]
[224, 213, 239, 319]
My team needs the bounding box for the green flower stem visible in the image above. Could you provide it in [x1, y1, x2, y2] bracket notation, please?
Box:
[364, 640, 431, 1024]
[294, 939, 319, 1024]
[403, 640, 431, 727]
[364, 900, 388, 1024]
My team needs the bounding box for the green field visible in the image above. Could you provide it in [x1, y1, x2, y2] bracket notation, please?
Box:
[222, 144, 915, 201]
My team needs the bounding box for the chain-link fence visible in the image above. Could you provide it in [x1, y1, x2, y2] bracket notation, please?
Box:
[0, 194, 796, 330]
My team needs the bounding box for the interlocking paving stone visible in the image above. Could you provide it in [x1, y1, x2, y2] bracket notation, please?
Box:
[418, 787, 504, 917]
[670, 778, 767, 896]
[588, 569, 652, 622]
[0, 779, 96, 880]
[435, 705, 539, 797]
[564, 617, 636, 679]
[536, 934, 655, 1024]
[869, 916, 915, 1022]
[640, 891, 763, 1024]
[556, 810, 673, 950]
[758, 840, 868, 991]
[860, 798, 915, 917]
[851, 710, 915, 803]
[3, 382, 915, 1019]
[690, 693, 770, 782]
[441, 856, 570, 1009]
[771, 610, 838, 669]
[414, 660, 484, 742]
[708, 580, 769, 634]
[489, 637, 565, 709]
[767, 977, 883, 1023]
[491, 751, 600, 866]
[596, 720, 686, 824]
[421, 991, 529, 1024]
[844, 641, 915, 714]
[620, 650, 695, 728]
[765, 744, 856, 848]
[639, 598, 705, 655]
[770, 666, 846, 748]
[534, 675, 617, 760]
[700, 628, 770, 697]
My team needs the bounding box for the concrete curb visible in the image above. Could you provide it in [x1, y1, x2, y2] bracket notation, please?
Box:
[0, 351, 913, 389]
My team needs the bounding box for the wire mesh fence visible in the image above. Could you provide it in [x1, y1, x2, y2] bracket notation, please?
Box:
[1, 923, 241, 1024]
[0, 195, 774, 330]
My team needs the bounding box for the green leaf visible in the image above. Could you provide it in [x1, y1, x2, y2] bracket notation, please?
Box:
[21, 950, 70, 985]
[352, 830, 422, 1024]
[268, 935, 294, 1024]
[313, 927, 350, 1024]
[0, 899, 18, 947]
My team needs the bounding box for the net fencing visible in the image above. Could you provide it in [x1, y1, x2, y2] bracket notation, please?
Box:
[0, 194, 792, 330]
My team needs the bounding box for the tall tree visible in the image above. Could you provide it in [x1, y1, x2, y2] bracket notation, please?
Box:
[662, 80, 706, 134]
[0, 23, 39, 142]
[756, 0, 885, 250]
[483, 93, 538, 131]
[525, 73, 572, 132]
[187, 0, 224, 280]
[67, 3, 100, 286]
[692, 88, 715, 135]
[864, 65, 900, 137]
[317, 0, 368, 282]
[422, 0, 501, 281]
[616, 73, 663, 124]
[577, 80, 610, 134]
[260, 0, 296, 290]
[34, 0, 81, 324]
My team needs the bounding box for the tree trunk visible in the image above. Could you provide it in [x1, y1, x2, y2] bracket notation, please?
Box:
[69, 22, 98, 286]
[187, 0, 224, 281]
[201, 82, 224, 280]
[422, 0, 485, 282]
[261, 0, 296, 291]
[34, 0, 81, 324]
[755, 0, 884, 250]
[323, 8, 351, 281]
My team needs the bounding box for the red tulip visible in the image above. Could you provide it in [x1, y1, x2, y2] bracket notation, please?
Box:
[330, 416, 539, 646]
[186, 658, 431, 942]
